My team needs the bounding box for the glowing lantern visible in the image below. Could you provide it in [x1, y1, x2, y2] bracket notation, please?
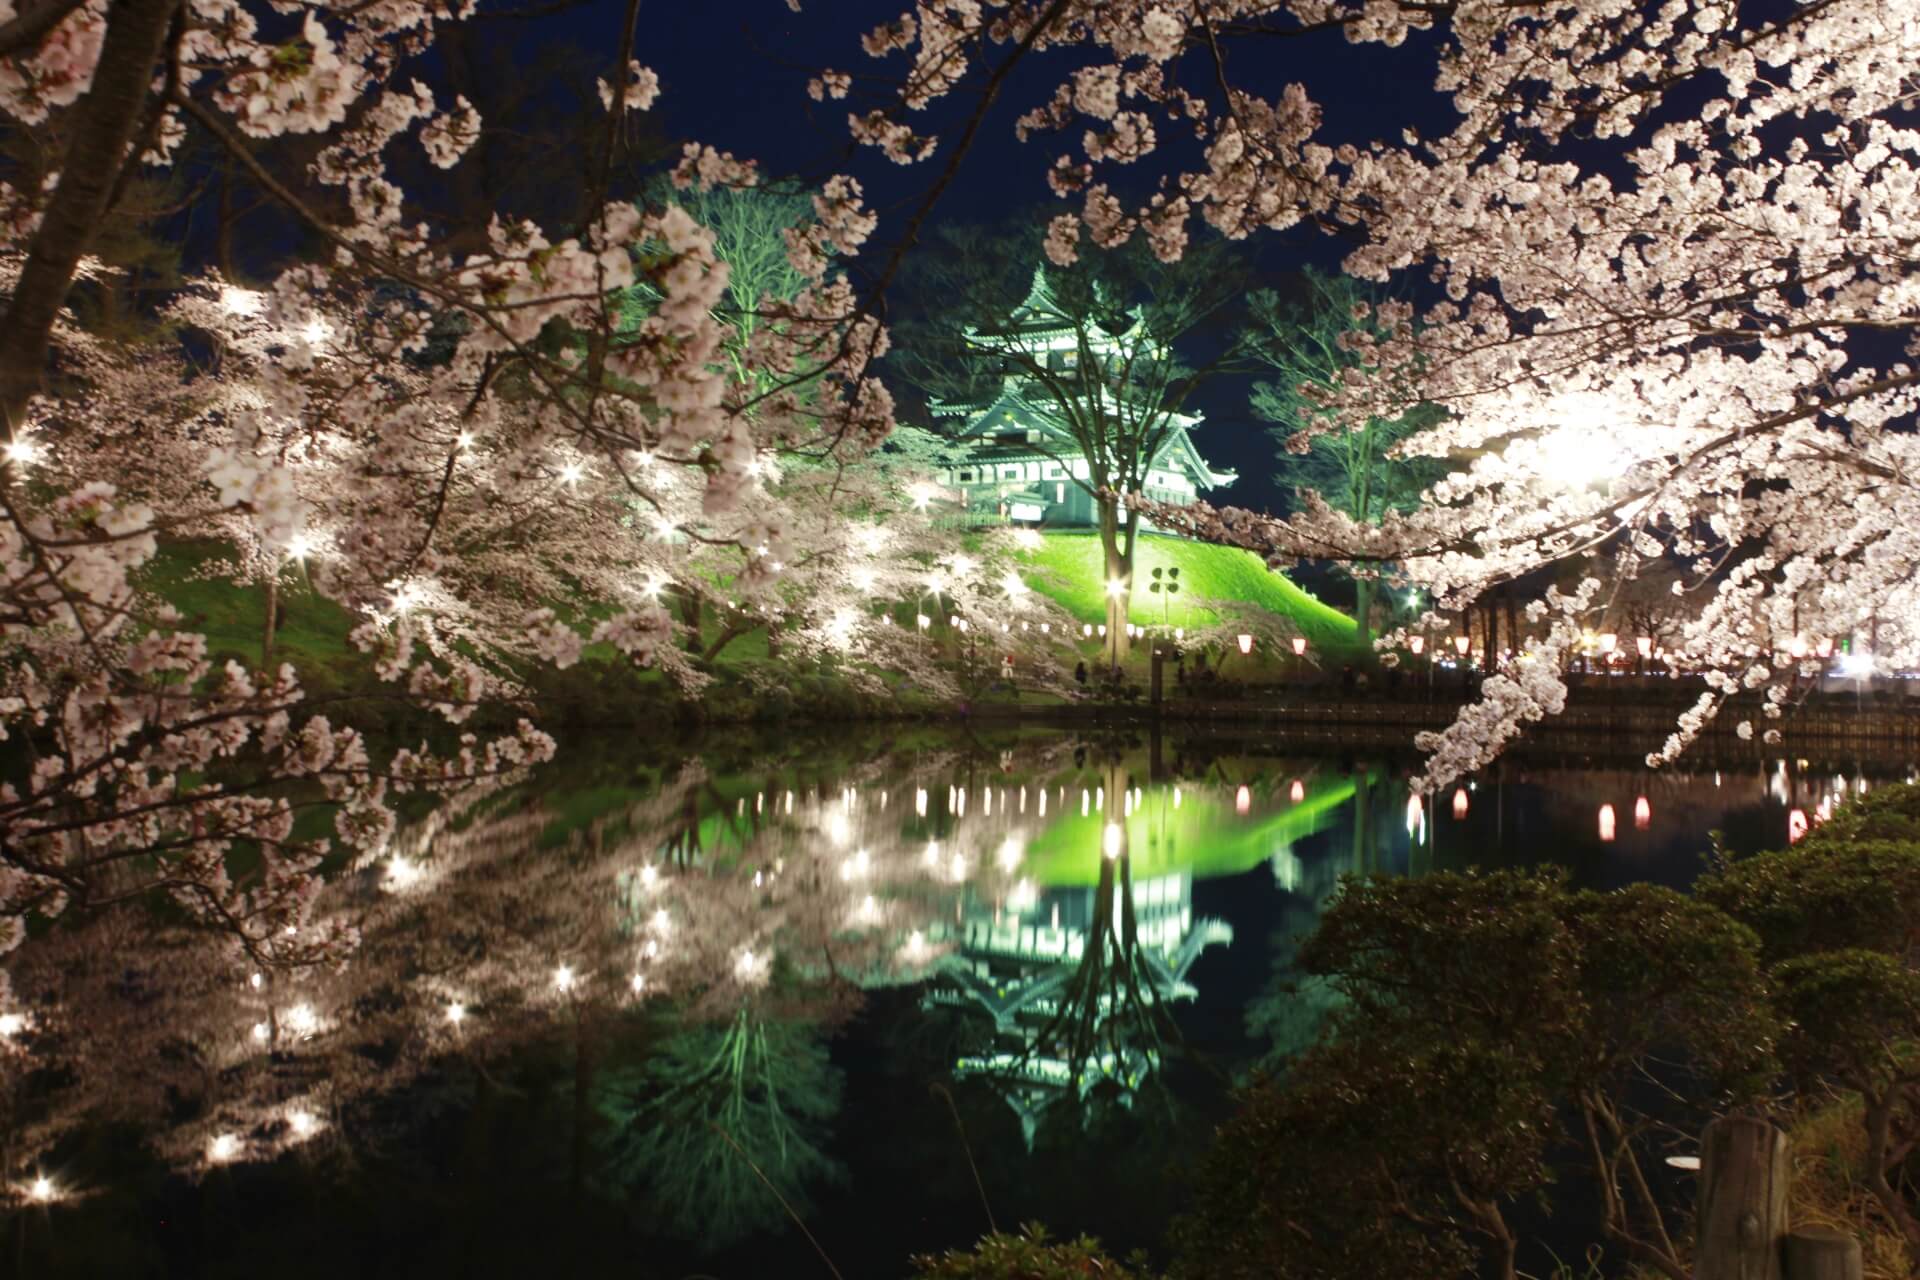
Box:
[1788, 809, 1808, 844]
[1789, 637, 1808, 659]
[1235, 785, 1251, 815]
[1289, 779, 1305, 804]
[1455, 635, 1471, 656]
[1409, 635, 1425, 655]
[1237, 634, 1254, 655]
[1598, 803, 1617, 843]
[1452, 788, 1469, 820]
[1405, 793, 1424, 833]
[1102, 823, 1123, 859]
[1815, 637, 1833, 658]
[1634, 795, 1650, 830]
[1636, 636, 1653, 659]
[1083, 624, 1093, 637]
[1291, 636, 1307, 656]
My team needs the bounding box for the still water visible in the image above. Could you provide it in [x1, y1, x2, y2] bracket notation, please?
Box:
[12, 725, 1916, 1278]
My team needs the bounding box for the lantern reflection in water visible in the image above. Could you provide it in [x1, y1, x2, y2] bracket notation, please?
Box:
[1598, 803, 1617, 843]
[1452, 788, 1469, 820]
[1634, 796, 1650, 830]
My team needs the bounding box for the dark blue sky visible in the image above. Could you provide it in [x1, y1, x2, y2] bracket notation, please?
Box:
[612, 3, 1459, 514]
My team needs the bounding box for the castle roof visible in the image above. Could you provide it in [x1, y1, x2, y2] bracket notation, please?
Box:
[933, 386, 1234, 489]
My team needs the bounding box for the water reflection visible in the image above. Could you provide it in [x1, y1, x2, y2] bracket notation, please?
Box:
[2, 732, 1913, 1270]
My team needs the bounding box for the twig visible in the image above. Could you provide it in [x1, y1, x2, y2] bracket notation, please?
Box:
[707, 1122, 846, 1280]
[931, 1082, 997, 1235]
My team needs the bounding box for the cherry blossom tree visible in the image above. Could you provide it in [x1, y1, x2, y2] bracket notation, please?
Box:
[837, 0, 1920, 785]
[0, 0, 919, 996]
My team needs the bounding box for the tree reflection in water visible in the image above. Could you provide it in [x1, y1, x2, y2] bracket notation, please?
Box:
[0, 732, 1361, 1256]
[595, 1005, 843, 1246]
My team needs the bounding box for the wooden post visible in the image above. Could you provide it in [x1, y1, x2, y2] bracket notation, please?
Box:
[1696, 1116, 1791, 1280]
[1782, 1229, 1861, 1280]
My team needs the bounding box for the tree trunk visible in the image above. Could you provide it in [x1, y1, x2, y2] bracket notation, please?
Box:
[215, 158, 238, 280]
[1861, 1088, 1920, 1261]
[1697, 1115, 1790, 1280]
[1098, 497, 1135, 669]
[261, 574, 278, 670]
[676, 587, 701, 650]
[0, 0, 181, 434]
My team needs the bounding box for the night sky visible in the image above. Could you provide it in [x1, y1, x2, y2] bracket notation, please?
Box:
[620, 1, 1458, 518]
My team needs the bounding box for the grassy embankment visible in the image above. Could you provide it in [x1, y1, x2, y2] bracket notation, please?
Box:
[140, 530, 1359, 723]
[1011, 530, 1361, 681]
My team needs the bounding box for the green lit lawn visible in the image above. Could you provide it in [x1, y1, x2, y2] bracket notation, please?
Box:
[1014, 531, 1356, 645]
[139, 540, 375, 693]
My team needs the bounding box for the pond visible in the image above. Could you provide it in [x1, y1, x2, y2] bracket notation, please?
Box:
[10, 724, 1917, 1278]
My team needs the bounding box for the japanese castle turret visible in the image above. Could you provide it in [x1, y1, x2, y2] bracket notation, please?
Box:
[929, 266, 1236, 527]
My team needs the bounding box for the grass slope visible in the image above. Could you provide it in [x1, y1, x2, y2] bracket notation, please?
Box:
[140, 541, 374, 695]
[1016, 531, 1356, 643]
